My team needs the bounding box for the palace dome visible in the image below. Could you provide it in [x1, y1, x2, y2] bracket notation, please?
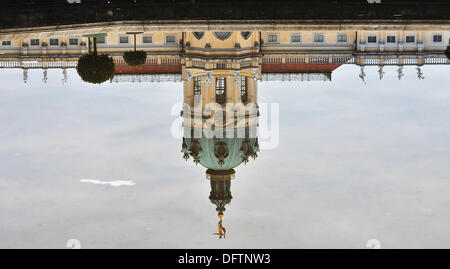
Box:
[182, 131, 259, 170]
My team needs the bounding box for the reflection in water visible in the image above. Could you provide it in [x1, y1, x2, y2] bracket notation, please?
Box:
[80, 179, 136, 187]
[179, 34, 260, 236]
[0, 22, 450, 246]
[182, 128, 259, 238]
[0, 26, 448, 84]
[215, 217, 226, 239]
[76, 33, 115, 84]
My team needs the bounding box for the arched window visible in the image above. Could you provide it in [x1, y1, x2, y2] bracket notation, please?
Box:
[241, 31, 252, 40]
[214, 32, 232, 41]
[215, 77, 226, 104]
[240, 76, 248, 103]
[193, 32, 204, 40]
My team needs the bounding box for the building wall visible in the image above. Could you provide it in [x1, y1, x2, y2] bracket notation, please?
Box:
[185, 31, 259, 56]
[182, 69, 258, 130]
[1, 28, 448, 58]
[1, 27, 449, 74]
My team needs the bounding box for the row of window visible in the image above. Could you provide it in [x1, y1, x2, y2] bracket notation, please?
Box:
[0, 35, 178, 47]
[112, 35, 177, 45]
[266, 34, 346, 44]
[192, 32, 252, 41]
[2, 33, 445, 47]
[1, 38, 79, 46]
[265, 33, 445, 44]
[193, 77, 248, 104]
[367, 34, 443, 43]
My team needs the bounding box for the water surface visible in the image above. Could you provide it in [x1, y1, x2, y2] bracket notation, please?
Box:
[1, 65, 450, 248]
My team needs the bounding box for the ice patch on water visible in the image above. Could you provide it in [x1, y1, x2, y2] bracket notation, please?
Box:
[80, 179, 136, 187]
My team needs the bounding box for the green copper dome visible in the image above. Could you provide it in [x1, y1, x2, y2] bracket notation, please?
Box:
[182, 129, 259, 170]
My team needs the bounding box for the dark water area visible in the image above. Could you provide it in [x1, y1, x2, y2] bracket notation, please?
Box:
[2, 0, 450, 29]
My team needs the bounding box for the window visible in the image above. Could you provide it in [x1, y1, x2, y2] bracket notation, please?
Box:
[193, 77, 201, 96]
[214, 32, 232, 41]
[143, 35, 153, 44]
[240, 77, 248, 103]
[30, 39, 40, 46]
[291, 34, 301, 43]
[367, 36, 377, 43]
[96, 36, 106, 44]
[405, 35, 415, 43]
[267, 34, 278, 43]
[215, 77, 226, 104]
[165, 35, 176, 44]
[433, 34, 442, 43]
[337, 34, 347, 43]
[49, 38, 59, 46]
[119, 36, 129, 44]
[314, 34, 325, 43]
[386, 35, 396, 43]
[1, 40, 11, 46]
[69, 38, 79, 46]
[216, 63, 226, 69]
[193, 32, 204, 40]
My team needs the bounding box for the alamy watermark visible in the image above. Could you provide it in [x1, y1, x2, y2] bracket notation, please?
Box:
[171, 102, 279, 150]
[366, 239, 382, 249]
[66, 239, 81, 249]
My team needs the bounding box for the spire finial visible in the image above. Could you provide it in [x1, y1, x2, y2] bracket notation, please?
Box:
[213, 214, 226, 239]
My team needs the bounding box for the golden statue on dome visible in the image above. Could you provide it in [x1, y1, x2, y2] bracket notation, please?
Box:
[213, 213, 226, 239]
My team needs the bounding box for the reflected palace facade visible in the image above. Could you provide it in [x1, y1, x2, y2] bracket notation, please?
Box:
[0, 25, 449, 84]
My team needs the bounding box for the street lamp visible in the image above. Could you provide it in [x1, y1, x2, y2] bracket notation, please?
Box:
[126, 31, 144, 52]
[82, 33, 107, 54]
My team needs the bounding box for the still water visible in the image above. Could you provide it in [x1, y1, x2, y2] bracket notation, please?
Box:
[1, 23, 450, 248]
[1, 64, 450, 248]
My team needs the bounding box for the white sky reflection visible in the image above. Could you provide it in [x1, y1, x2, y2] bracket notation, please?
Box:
[1, 65, 450, 248]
